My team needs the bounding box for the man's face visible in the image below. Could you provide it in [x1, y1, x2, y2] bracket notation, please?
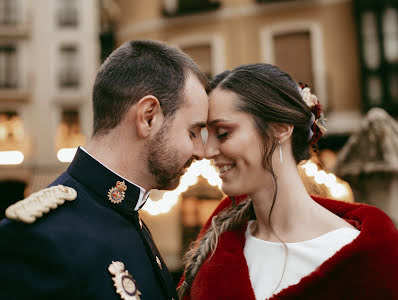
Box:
[146, 73, 208, 190]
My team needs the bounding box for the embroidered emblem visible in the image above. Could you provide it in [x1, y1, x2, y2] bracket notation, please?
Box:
[108, 261, 141, 300]
[108, 181, 127, 204]
[5, 185, 77, 224]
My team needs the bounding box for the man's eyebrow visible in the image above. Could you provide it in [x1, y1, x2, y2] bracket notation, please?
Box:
[207, 119, 230, 127]
[190, 122, 207, 128]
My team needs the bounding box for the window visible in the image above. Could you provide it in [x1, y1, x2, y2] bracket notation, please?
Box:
[274, 31, 314, 90]
[361, 12, 381, 70]
[56, 0, 78, 28]
[383, 8, 398, 64]
[181, 44, 212, 78]
[389, 73, 398, 103]
[58, 45, 80, 88]
[0, 45, 18, 88]
[0, 0, 18, 25]
[0, 111, 24, 151]
[55, 109, 86, 150]
[355, 1, 398, 115]
[367, 76, 383, 106]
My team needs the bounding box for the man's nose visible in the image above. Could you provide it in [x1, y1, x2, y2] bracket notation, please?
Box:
[193, 141, 205, 160]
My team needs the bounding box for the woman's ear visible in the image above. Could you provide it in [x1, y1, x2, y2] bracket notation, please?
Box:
[273, 123, 294, 143]
[135, 95, 163, 138]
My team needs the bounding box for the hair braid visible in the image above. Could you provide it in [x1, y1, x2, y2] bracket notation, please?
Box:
[178, 197, 252, 298]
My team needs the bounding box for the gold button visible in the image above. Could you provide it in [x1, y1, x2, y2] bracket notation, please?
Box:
[156, 256, 162, 269]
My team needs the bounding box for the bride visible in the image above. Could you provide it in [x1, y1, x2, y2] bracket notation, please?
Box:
[178, 63, 398, 300]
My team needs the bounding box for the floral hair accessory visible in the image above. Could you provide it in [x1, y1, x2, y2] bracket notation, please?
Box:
[299, 83, 327, 145]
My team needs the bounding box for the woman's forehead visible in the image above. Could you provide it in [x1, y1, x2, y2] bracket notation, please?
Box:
[209, 89, 239, 115]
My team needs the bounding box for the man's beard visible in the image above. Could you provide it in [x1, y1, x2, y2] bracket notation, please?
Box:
[146, 126, 193, 190]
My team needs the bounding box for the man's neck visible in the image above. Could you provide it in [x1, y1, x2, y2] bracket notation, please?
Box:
[85, 135, 152, 191]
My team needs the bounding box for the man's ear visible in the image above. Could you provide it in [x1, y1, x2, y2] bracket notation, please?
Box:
[135, 95, 163, 138]
[273, 123, 294, 143]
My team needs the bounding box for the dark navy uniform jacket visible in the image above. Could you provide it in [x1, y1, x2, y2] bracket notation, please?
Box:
[0, 148, 178, 300]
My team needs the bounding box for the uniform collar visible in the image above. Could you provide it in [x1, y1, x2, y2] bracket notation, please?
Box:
[67, 147, 150, 213]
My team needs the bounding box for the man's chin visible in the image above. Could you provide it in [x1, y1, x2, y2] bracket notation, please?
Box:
[157, 176, 181, 191]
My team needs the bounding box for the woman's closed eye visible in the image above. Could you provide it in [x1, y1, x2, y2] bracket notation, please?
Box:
[217, 130, 229, 139]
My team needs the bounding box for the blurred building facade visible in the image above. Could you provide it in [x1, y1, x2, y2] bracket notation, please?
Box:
[0, 0, 99, 205]
[116, 0, 363, 135]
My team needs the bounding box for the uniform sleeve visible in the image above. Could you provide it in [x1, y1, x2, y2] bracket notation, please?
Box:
[0, 221, 78, 300]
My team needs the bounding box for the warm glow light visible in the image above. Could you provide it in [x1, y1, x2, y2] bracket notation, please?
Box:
[0, 151, 24, 165]
[330, 183, 349, 199]
[142, 158, 351, 215]
[300, 161, 349, 200]
[142, 159, 222, 216]
[303, 161, 318, 177]
[314, 170, 327, 185]
[57, 148, 77, 163]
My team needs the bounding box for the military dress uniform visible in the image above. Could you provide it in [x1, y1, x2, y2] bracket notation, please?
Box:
[0, 147, 178, 300]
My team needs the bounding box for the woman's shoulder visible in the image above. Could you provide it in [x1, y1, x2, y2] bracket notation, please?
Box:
[312, 195, 394, 222]
[312, 195, 398, 245]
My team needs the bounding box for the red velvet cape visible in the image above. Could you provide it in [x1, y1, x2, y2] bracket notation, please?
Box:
[180, 196, 398, 300]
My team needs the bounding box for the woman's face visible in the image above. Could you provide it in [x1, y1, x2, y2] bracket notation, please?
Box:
[206, 88, 273, 196]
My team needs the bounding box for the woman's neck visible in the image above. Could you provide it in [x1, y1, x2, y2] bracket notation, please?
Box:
[248, 165, 350, 243]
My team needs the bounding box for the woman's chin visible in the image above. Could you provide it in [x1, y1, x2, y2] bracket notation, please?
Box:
[221, 183, 245, 197]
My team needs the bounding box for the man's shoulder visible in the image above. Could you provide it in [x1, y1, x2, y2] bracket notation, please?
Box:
[1, 172, 92, 234]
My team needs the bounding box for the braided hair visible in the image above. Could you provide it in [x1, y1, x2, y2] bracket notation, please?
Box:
[178, 197, 252, 298]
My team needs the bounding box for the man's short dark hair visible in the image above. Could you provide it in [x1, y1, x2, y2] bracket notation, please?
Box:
[92, 39, 209, 136]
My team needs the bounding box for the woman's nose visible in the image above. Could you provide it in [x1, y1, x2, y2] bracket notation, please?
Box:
[205, 136, 220, 159]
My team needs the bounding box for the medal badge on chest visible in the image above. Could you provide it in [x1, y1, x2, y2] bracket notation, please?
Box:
[108, 181, 127, 204]
[108, 261, 141, 300]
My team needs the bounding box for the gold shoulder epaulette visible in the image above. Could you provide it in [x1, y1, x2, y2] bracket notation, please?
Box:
[5, 185, 77, 224]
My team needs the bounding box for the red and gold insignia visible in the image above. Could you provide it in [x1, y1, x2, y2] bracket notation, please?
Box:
[108, 181, 127, 204]
[108, 261, 141, 300]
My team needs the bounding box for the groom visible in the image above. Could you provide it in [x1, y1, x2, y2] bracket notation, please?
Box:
[0, 40, 209, 300]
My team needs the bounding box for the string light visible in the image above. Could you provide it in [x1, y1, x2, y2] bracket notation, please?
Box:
[0, 151, 24, 165]
[142, 159, 350, 215]
[142, 159, 222, 215]
[57, 148, 77, 162]
[300, 161, 349, 199]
